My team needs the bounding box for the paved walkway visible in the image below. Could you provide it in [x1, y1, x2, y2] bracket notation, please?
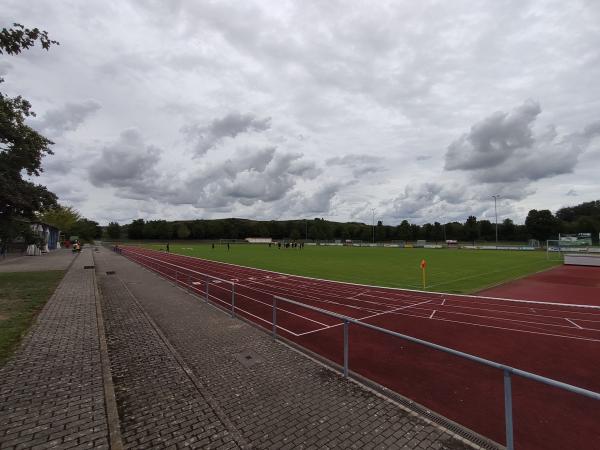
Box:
[0, 247, 113, 449]
[0, 249, 75, 273]
[0, 245, 481, 449]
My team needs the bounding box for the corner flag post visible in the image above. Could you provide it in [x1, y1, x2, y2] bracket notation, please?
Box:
[420, 259, 427, 289]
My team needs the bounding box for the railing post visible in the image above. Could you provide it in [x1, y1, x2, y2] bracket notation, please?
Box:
[343, 320, 349, 378]
[504, 369, 514, 450]
[205, 276, 209, 302]
[272, 296, 277, 340]
[231, 283, 236, 318]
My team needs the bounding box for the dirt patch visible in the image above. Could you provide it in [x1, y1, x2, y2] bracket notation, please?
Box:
[0, 314, 7, 321]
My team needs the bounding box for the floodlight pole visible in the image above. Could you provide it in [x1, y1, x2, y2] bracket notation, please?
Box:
[492, 195, 500, 247]
[305, 219, 308, 241]
[371, 208, 375, 244]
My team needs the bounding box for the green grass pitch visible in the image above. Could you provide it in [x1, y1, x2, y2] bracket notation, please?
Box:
[142, 243, 559, 294]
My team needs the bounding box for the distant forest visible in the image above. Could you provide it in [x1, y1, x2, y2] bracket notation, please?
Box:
[105, 200, 600, 244]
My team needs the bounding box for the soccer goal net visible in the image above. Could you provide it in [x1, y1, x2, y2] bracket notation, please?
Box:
[546, 238, 599, 261]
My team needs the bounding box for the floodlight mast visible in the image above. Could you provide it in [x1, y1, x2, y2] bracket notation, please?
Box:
[492, 195, 500, 247]
[371, 208, 375, 244]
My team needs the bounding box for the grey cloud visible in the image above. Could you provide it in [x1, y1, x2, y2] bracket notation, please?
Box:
[301, 182, 344, 214]
[445, 100, 541, 171]
[384, 179, 532, 223]
[182, 112, 271, 156]
[31, 100, 101, 136]
[141, 148, 322, 212]
[566, 189, 578, 196]
[0, 60, 12, 76]
[88, 129, 161, 189]
[445, 101, 600, 183]
[326, 154, 386, 177]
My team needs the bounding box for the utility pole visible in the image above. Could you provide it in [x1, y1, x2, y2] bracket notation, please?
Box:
[492, 195, 500, 247]
[371, 208, 375, 244]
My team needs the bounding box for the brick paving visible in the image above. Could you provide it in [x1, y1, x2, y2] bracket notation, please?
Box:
[0, 248, 111, 449]
[94, 246, 478, 450]
[96, 263, 245, 449]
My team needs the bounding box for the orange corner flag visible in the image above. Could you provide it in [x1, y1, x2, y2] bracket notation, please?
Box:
[420, 259, 427, 289]
[420, 259, 427, 269]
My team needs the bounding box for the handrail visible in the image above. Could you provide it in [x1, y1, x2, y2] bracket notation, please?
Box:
[273, 295, 600, 401]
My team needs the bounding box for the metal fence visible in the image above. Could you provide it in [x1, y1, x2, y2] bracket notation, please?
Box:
[115, 246, 600, 450]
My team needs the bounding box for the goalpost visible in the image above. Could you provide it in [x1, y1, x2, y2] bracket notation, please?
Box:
[547, 233, 597, 261]
[546, 240, 564, 261]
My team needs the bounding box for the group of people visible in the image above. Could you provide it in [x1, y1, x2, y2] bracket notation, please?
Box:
[272, 241, 304, 249]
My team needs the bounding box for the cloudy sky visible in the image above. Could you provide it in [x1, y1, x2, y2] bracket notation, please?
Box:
[3, 0, 599, 225]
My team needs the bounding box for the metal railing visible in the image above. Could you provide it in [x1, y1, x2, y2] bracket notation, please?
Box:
[115, 246, 600, 450]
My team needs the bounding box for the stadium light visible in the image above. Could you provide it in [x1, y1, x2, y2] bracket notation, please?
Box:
[371, 208, 375, 243]
[492, 195, 500, 247]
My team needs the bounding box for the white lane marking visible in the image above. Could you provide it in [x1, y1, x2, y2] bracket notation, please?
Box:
[565, 318, 583, 329]
[297, 300, 432, 336]
[429, 310, 436, 319]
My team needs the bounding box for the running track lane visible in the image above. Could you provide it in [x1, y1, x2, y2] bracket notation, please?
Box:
[119, 246, 600, 450]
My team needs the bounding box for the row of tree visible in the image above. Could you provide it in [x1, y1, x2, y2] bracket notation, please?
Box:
[104, 201, 600, 244]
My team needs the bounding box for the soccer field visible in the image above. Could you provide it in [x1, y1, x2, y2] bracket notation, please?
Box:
[141, 243, 559, 293]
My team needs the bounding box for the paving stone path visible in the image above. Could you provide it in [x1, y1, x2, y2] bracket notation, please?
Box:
[93, 247, 477, 450]
[0, 248, 111, 449]
[97, 264, 245, 449]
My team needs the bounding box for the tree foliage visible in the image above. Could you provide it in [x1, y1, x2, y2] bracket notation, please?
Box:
[0, 23, 59, 56]
[38, 205, 81, 234]
[106, 222, 121, 239]
[0, 24, 59, 253]
[525, 209, 560, 242]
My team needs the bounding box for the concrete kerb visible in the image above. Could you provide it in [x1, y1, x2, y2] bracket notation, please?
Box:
[91, 248, 124, 450]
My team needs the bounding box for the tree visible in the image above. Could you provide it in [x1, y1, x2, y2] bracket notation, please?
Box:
[478, 220, 494, 241]
[0, 24, 59, 56]
[464, 216, 478, 243]
[0, 24, 59, 253]
[39, 205, 81, 236]
[397, 220, 411, 241]
[107, 222, 121, 239]
[176, 223, 191, 239]
[501, 218, 516, 240]
[128, 219, 145, 239]
[71, 219, 101, 242]
[525, 209, 560, 242]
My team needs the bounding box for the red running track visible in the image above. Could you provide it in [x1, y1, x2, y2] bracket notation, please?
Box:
[120, 246, 600, 450]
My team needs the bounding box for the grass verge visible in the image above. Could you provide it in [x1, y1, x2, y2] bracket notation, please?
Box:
[0, 270, 65, 365]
